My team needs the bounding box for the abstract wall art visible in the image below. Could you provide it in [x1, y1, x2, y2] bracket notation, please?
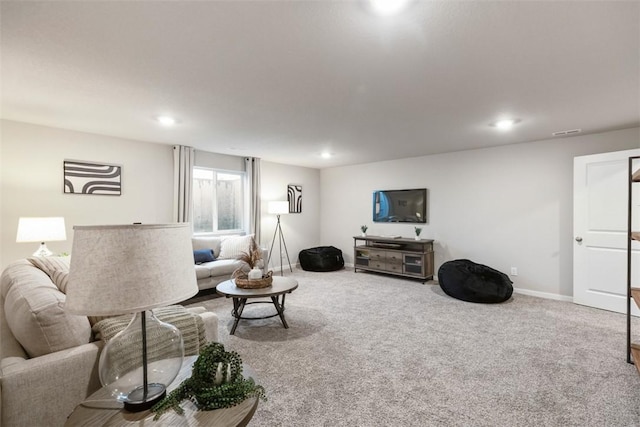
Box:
[287, 184, 302, 213]
[64, 160, 122, 195]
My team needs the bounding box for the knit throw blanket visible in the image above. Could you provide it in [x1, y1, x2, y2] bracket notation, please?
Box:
[93, 305, 206, 379]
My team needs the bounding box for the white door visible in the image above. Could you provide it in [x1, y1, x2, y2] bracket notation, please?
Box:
[574, 148, 640, 314]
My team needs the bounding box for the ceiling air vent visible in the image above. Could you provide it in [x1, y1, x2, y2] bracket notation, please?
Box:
[552, 129, 582, 137]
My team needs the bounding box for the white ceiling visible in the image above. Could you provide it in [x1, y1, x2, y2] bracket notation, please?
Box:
[2, 1, 639, 169]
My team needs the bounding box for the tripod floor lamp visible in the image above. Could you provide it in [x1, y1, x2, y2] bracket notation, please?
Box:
[267, 201, 292, 276]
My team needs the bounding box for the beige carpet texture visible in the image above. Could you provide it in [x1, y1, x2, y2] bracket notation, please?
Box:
[186, 269, 640, 427]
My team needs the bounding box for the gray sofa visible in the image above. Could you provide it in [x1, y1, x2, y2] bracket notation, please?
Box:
[0, 258, 219, 427]
[192, 235, 268, 291]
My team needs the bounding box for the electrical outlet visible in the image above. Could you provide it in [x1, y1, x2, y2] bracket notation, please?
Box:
[510, 267, 518, 276]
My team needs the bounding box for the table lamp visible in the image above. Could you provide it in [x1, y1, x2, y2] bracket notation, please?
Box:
[16, 217, 67, 257]
[267, 201, 292, 276]
[64, 223, 198, 412]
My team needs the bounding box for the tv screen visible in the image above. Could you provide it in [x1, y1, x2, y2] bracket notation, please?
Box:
[373, 188, 427, 223]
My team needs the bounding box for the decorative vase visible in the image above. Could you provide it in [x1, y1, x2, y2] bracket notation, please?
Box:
[361, 232, 367, 237]
[415, 235, 420, 240]
[99, 311, 183, 411]
[248, 268, 262, 280]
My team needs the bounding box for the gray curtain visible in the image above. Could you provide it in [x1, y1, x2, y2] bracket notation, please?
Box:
[173, 145, 195, 223]
[245, 157, 261, 244]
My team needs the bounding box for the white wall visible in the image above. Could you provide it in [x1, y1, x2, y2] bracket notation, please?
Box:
[4, 118, 635, 297]
[260, 161, 321, 271]
[195, 150, 245, 171]
[320, 127, 640, 299]
[0, 120, 175, 268]
[0, 120, 321, 271]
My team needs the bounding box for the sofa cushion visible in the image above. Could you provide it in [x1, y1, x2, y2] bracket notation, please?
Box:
[195, 259, 243, 280]
[192, 236, 223, 258]
[218, 234, 254, 260]
[1, 261, 92, 358]
[193, 249, 215, 264]
[207, 259, 244, 276]
[195, 264, 215, 280]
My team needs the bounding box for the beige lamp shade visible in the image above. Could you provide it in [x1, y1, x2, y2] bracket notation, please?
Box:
[16, 217, 67, 242]
[65, 223, 198, 316]
[268, 201, 289, 215]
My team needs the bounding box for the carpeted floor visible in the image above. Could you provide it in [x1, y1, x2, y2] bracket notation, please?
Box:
[185, 269, 640, 426]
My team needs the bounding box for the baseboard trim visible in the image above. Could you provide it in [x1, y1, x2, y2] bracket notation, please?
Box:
[512, 287, 573, 302]
[268, 263, 295, 274]
[346, 263, 573, 302]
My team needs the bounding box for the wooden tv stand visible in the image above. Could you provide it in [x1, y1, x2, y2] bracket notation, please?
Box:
[353, 235, 434, 283]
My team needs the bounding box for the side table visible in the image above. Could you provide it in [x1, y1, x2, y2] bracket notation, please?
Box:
[65, 355, 259, 426]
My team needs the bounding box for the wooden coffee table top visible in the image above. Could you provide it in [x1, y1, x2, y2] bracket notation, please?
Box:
[65, 356, 259, 426]
[216, 276, 298, 298]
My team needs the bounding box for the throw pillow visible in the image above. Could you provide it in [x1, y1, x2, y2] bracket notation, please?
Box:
[194, 249, 216, 264]
[218, 234, 254, 260]
[50, 269, 70, 294]
[27, 256, 71, 293]
[92, 305, 206, 377]
[93, 305, 206, 354]
[27, 256, 70, 274]
[192, 236, 223, 258]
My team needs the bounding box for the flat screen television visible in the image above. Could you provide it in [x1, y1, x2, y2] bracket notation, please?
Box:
[373, 188, 427, 223]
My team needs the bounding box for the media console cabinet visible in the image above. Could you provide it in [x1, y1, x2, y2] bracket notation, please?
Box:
[353, 235, 434, 282]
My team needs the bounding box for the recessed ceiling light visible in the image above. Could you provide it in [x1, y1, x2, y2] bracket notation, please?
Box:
[369, 0, 410, 16]
[491, 118, 521, 130]
[495, 119, 515, 129]
[156, 115, 177, 126]
[321, 152, 332, 159]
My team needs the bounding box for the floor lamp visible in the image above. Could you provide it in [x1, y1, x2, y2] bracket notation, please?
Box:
[267, 201, 292, 276]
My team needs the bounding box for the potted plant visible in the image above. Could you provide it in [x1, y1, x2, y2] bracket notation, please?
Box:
[233, 238, 273, 288]
[414, 227, 422, 240]
[152, 342, 266, 419]
[360, 225, 368, 237]
[236, 238, 263, 271]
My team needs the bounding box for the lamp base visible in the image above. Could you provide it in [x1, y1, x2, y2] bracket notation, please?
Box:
[32, 242, 53, 257]
[123, 383, 166, 412]
[99, 311, 184, 412]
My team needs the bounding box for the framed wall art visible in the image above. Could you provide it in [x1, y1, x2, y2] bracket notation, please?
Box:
[287, 184, 302, 213]
[64, 160, 122, 196]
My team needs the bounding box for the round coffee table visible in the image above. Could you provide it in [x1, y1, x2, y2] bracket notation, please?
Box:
[65, 356, 258, 426]
[216, 276, 298, 335]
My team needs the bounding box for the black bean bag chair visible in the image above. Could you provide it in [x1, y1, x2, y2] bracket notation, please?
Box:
[299, 246, 344, 272]
[438, 259, 513, 303]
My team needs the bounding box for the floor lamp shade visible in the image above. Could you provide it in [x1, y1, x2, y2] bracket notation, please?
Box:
[65, 223, 198, 411]
[268, 201, 289, 215]
[16, 217, 66, 257]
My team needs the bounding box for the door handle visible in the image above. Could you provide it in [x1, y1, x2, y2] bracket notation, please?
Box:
[575, 237, 583, 242]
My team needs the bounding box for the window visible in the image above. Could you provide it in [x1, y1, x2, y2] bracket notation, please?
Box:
[192, 167, 246, 234]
